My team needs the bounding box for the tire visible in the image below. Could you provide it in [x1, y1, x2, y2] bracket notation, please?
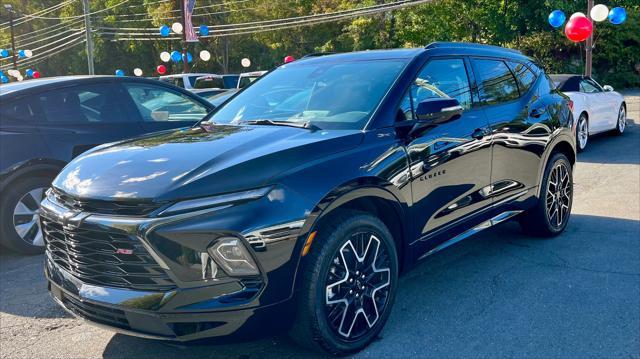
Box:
[290, 210, 399, 356]
[0, 176, 52, 254]
[520, 153, 573, 237]
[613, 104, 626, 135]
[576, 114, 588, 152]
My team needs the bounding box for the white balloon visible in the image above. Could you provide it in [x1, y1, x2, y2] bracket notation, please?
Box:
[133, 68, 143, 77]
[241, 58, 251, 68]
[171, 22, 183, 34]
[24, 49, 33, 58]
[7, 69, 18, 77]
[199, 50, 211, 61]
[17, 75, 24, 81]
[590, 4, 609, 22]
[570, 12, 587, 20]
[160, 51, 171, 62]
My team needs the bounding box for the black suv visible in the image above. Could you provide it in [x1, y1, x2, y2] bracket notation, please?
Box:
[43, 43, 575, 355]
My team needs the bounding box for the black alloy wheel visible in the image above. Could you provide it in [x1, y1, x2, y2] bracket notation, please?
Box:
[291, 210, 398, 356]
[545, 160, 572, 230]
[324, 231, 392, 340]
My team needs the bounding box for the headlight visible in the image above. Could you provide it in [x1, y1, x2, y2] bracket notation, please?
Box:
[208, 237, 259, 276]
[159, 187, 271, 216]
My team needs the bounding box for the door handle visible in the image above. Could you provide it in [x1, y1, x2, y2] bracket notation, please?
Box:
[530, 108, 546, 118]
[471, 128, 488, 140]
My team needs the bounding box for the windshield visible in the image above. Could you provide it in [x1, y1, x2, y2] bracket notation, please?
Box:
[207, 59, 407, 130]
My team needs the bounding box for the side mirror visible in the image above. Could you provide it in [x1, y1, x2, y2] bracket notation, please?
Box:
[415, 98, 463, 123]
[407, 98, 463, 138]
[603, 85, 614, 92]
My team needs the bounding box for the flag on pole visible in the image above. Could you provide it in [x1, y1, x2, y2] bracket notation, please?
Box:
[184, 0, 198, 42]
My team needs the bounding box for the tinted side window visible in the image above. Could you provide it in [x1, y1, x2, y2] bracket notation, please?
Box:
[39, 85, 127, 123]
[473, 59, 520, 105]
[124, 84, 208, 122]
[413, 58, 473, 111]
[509, 62, 536, 94]
[0, 96, 38, 124]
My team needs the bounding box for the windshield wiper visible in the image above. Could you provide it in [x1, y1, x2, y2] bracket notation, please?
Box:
[244, 119, 320, 131]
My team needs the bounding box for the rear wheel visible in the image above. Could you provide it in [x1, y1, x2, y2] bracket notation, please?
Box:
[576, 114, 588, 152]
[0, 176, 51, 254]
[520, 153, 573, 237]
[614, 105, 626, 135]
[290, 211, 398, 356]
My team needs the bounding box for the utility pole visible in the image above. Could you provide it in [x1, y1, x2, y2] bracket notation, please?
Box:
[3, 4, 17, 70]
[585, 0, 594, 77]
[179, 0, 189, 73]
[81, 0, 95, 75]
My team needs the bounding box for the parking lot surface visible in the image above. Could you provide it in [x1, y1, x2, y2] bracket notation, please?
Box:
[1, 92, 639, 359]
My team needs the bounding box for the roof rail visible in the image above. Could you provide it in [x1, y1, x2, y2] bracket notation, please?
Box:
[425, 42, 522, 54]
[301, 52, 336, 59]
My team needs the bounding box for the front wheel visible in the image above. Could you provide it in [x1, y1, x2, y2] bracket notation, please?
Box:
[0, 176, 51, 254]
[290, 211, 399, 356]
[614, 105, 626, 135]
[520, 153, 573, 237]
[576, 114, 588, 152]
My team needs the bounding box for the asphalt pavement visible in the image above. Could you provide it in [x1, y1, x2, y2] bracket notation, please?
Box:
[1, 92, 638, 359]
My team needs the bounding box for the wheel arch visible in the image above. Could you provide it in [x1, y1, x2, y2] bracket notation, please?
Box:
[298, 178, 411, 274]
[535, 137, 576, 198]
[0, 159, 65, 192]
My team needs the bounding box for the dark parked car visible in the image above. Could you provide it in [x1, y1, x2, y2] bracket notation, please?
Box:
[42, 43, 575, 355]
[0, 76, 214, 254]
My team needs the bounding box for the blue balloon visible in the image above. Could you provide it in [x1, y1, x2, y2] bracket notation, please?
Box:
[183, 52, 193, 63]
[199, 25, 209, 36]
[0, 49, 7, 57]
[609, 7, 627, 25]
[171, 50, 182, 63]
[1, 75, 9, 83]
[115, 69, 125, 76]
[548, 10, 566, 28]
[159, 25, 170, 37]
[18, 50, 25, 58]
[25, 68, 34, 77]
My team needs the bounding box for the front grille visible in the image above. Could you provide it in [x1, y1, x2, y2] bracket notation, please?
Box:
[62, 292, 131, 330]
[51, 188, 164, 216]
[42, 217, 175, 291]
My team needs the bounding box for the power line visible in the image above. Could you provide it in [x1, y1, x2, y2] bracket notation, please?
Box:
[0, 36, 85, 70]
[15, 26, 85, 50]
[7, 0, 129, 22]
[0, 0, 78, 28]
[0, 19, 85, 50]
[101, 0, 432, 40]
[116, 0, 253, 18]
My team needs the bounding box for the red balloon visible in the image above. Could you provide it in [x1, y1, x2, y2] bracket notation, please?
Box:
[32, 71, 40, 79]
[156, 64, 167, 74]
[565, 16, 593, 42]
[284, 55, 295, 63]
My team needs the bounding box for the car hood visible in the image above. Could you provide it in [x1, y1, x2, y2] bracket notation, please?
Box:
[53, 124, 363, 202]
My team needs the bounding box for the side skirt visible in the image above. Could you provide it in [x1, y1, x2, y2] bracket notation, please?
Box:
[416, 210, 523, 261]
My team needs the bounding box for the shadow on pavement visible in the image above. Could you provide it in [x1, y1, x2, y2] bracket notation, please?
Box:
[98, 214, 638, 359]
[576, 117, 639, 165]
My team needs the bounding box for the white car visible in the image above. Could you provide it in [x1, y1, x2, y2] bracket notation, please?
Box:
[551, 74, 627, 151]
[158, 73, 215, 90]
[237, 70, 267, 88]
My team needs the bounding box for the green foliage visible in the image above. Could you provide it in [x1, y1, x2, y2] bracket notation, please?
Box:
[1, 0, 638, 88]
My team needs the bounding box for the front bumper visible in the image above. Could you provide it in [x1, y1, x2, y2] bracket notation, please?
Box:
[46, 260, 294, 341]
[41, 185, 315, 341]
